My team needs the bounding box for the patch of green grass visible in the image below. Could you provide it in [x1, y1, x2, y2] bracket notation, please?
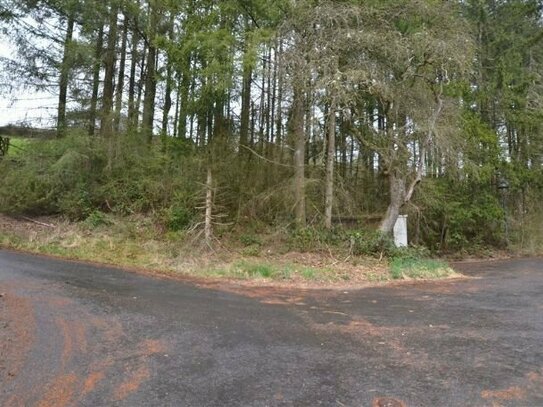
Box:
[301, 267, 316, 279]
[205, 262, 276, 279]
[298, 266, 347, 282]
[204, 261, 342, 282]
[231, 261, 292, 279]
[242, 262, 274, 278]
[5, 137, 32, 157]
[0, 232, 24, 248]
[241, 244, 261, 256]
[367, 272, 390, 282]
[390, 257, 455, 280]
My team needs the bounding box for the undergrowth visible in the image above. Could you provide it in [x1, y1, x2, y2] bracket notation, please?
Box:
[0, 135, 463, 283]
[2, 132, 540, 255]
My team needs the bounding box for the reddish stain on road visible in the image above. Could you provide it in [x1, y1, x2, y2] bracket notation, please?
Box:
[0, 276, 169, 406]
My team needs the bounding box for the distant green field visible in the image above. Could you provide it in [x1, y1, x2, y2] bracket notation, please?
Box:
[3, 137, 32, 157]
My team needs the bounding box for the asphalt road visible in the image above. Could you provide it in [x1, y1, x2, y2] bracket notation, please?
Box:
[0, 250, 542, 407]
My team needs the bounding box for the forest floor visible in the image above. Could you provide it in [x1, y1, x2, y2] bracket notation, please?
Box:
[0, 213, 468, 288]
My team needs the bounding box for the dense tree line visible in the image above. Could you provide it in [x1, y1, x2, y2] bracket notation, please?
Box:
[0, 0, 542, 251]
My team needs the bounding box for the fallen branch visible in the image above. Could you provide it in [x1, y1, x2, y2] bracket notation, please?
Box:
[19, 216, 56, 228]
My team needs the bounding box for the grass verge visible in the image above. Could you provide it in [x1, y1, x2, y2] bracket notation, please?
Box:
[204, 261, 347, 282]
[390, 257, 457, 280]
[0, 214, 461, 286]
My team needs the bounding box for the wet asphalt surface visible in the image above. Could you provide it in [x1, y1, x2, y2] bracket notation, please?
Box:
[0, 250, 542, 407]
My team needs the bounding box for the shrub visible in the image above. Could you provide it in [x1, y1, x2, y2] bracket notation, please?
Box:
[288, 226, 345, 252]
[164, 206, 193, 231]
[0, 132, 201, 222]
[413, 178, 504, 251]
[84, 210, 112, 228]
[0, 135, 99, 217]
[239, 234, 262, 247]
[349, 229, 397, 257]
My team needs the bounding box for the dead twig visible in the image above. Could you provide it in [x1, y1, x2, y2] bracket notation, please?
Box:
[240, 145, 295, 168]
[19, 216, 55, 228]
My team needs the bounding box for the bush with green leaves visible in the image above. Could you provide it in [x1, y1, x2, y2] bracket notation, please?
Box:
[0, 134, 100, 217]
[164, 206, 194, 231]
[288, 226, 346, 252]
[239, 234, 262, 247]
[412, 178, 504, 252]
[84, 210, 112, 228]
[348, 229, 397, 257]
[0, 133, 201, 221]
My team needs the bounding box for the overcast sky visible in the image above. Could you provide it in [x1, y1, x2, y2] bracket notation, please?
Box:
[0, 39, 57, 128]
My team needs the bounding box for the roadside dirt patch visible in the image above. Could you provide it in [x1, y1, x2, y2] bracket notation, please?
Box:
[1, 213, 473, 293]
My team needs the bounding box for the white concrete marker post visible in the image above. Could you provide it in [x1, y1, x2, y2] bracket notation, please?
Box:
[393, 215, 408, 248]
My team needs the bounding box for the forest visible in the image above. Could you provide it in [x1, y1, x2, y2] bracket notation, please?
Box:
[0, 0, 542, 260]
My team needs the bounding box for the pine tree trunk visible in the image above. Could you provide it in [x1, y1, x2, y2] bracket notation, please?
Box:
[270, 45, 277, 145]
[142, 45, 157, 142]
[57, 13, 75, 138]
[141, 0, 159, 143]
[239, 59, 252, 157]
[162, 61, 173, 135]
[265, 47, 272, 148]
[258, 56, 266, 151]
[204, 165, 213, 246]
[161, 18, 175, 136]
[324, 98, 336, 229]
[114, 13, 129, 133]
[173, 85, 180, 138]
[134, 44, 147, 130]
[100, 5, 119, 138]
[274, 40, 283, 169]
[292, 84, 306, 227]
[88, 25, 104, 136]
[177, 57, 191, 139]
[127, 28, 140, 132]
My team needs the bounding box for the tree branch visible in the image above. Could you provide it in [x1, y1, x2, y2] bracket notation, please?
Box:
[404, 85, 444, 203]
